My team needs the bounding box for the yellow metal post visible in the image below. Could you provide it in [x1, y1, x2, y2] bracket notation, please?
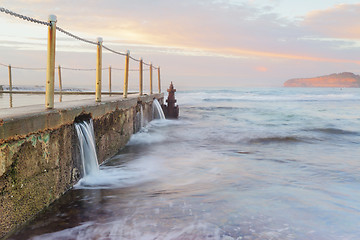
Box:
[8, 65, 12, 92]
[123, 50, 130, 98]
[58, 65, 62, 92]
[8, 64, 12, 108]
[157, 66, 161, 93]
[109, 66, 112, 96]
[58, 65, 62, 102]
[139, 58, 143, 96]
[95, 37, 103, 102]
[9, 92, 13, 108]
[45, 15, 57, 109]
[150, 62, 153, 95]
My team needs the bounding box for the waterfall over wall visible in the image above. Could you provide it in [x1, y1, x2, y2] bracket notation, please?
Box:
[135, 105, 146, 133]
[140, 105, 145, 128]
[153, 99, 166, 120]
[75, 119, 100, 176]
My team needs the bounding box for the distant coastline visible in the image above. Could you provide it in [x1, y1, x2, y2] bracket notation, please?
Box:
[284, 72, 360, 88]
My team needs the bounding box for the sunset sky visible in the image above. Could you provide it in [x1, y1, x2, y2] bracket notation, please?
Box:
[1, 0, 360, 89]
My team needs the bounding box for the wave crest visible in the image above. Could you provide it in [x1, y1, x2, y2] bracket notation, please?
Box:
[248, 136, 304, 144]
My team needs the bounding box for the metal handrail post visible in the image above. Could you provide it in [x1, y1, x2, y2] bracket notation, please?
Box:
[157, 66, 161, 93]
[45, 14, 57, 109]
[8, 65, 12, 92]
[139, 58, 143, 96]
[150, 63, 153, 95]
[123, 51, 130, 98]
[109, 66, 112, 96]
[58, 65, 62, 102]
[95, 37, 103, 102]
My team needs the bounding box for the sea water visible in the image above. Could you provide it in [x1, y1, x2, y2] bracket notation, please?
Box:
[9, 88, 360, 240]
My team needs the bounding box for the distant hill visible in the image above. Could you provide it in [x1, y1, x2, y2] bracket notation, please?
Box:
[284, 72, 360, 88]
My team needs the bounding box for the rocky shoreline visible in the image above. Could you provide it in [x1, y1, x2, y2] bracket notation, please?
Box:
[284, 72, 360, 88]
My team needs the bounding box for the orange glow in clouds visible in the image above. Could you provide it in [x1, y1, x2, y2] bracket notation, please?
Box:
[221, 47, 360, 64]
[256, 66, 268, 72]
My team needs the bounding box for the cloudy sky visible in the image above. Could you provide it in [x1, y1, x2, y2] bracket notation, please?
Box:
[1, 0, 360, 90]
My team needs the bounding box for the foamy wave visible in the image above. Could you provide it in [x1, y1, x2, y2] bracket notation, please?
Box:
[248, 136, 305, 144]
[30, 222, 95, 240]
[128, 129, 166, 145]
[128, 119, 183, 146]
[148, 119, 183, 127]
[305, 127, 359, 136]
[75, 156, 165, 189]
[30, 220, 223, 240]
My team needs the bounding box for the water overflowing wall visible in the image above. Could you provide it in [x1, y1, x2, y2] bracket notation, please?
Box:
[75, 119, 100, 177]
[134, 104, 146, 133]
[153, 99, 166, 120]
[0, 94, 163, 238]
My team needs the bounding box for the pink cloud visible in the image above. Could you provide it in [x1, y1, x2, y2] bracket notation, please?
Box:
[302, 4, 360, 39]
[2, 0, 360, 88]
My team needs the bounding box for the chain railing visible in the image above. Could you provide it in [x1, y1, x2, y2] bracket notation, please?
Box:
[0, 7, 50, 26]
[56, 26, 98, 46]
[0, 7, 162, 109]
[102, 45, 127, 56]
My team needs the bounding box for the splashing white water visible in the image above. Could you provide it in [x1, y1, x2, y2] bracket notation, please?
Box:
[152, 99, 165, 120]
[140, 105, 145, 128]
[74, 119, 100, 176]
[135, 105, 146, 133]
[74, 155, 166, 189]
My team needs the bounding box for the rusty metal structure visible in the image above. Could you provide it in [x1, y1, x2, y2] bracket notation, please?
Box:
[162, 82, 179, 119]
